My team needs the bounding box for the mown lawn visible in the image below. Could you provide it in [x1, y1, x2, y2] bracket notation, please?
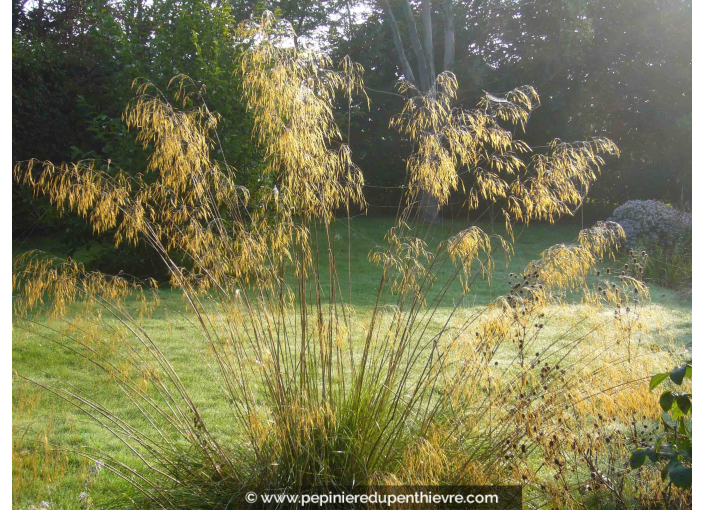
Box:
[12, 218, 692, 509]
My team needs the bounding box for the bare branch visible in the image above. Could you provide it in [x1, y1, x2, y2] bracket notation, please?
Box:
[364, 86, 406, 99]
[380, 0, 417, 86]
[400, 0, 431, 91]
[441, 0, 455, 72]
[421, 0, 436, 84]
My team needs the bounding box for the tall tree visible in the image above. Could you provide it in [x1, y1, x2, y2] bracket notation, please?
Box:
[12, 0, 266, 277]
[379, 0, 457, 222]
[353, 0, 690, 215]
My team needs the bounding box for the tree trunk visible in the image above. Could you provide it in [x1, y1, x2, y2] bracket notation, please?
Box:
[380, 0, 416, 85]
[421, 0, 435, 85]
[381, 0, 457, 224]
[419, 189, 441, 224]
[441, 1, 455, 72]
[399, 0, 430, 91]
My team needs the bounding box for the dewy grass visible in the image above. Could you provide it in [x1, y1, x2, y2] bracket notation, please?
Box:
[12, 287, 690, 508]
[12, 12, 691, 510]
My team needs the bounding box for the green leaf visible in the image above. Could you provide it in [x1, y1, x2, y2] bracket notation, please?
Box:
[684, 365, 692, 380]
[676, 395, 691, 415]
[660, 391, 674, 411]
[670, 365, 687, 385]
[661, 459, 680, 482]
[650, 373, 669, 391]
[658, 449, 679, 458]
[677, 416, 690, 436]
[670, 401, 684, 420]
[630, 449, 649, 469]
[681, 444, 692, 459]
[668, 464, 692, 489]
[661, 411, 676, 428]
[683, 419, 692, 438]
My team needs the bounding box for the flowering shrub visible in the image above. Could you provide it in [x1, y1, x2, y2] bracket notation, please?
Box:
[609, 200, 691, 249]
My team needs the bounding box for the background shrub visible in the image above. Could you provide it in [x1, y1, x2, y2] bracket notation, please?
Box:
[609, 200, 691, 248]
[609, 200, 692, 290]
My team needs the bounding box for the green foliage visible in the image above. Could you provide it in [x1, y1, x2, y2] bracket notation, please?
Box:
[605, 199, 692, 291]
[13, 0, 265, 277]
[14, 0, 692, 250]
[638, 230, 692, 292]
[332, 0, 690, 210]
[631, 357, 692, 490]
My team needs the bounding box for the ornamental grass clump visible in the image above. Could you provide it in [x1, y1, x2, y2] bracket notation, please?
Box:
[13, 13, 686, 509]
